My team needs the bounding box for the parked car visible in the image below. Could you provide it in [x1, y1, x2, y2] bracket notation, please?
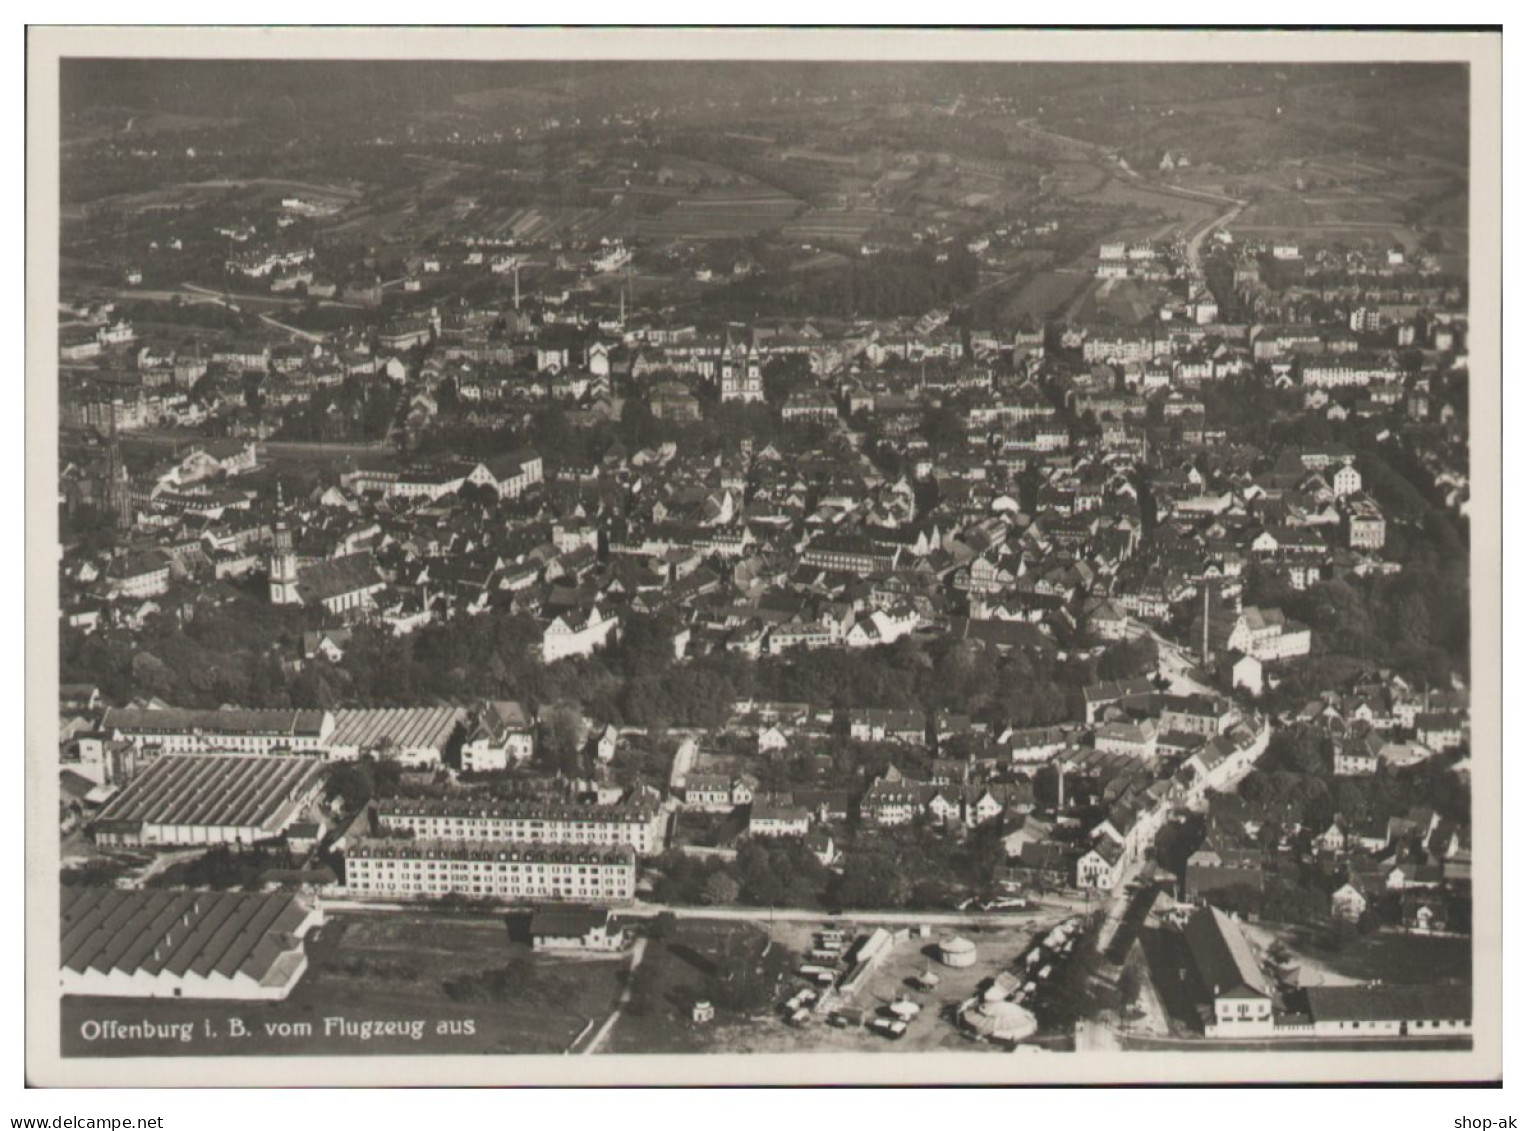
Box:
[868, 1017, 908, 1040]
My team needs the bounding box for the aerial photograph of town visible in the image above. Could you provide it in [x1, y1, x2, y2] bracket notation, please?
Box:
[43, 47, 1482, 1076]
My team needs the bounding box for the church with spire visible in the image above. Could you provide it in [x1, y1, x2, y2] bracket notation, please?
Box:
[103, 416, 134, 531]
[267, 482, 385, 618]
[718, 329, 764, 405]
[268, 482, 301, 605]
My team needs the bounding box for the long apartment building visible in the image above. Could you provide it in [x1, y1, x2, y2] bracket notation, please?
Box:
[800, 534, 899, 574]
[376, 797, 669, 855]
[344, 839, 637, 903]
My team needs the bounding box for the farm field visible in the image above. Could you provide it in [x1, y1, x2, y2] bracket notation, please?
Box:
[1074, 277, 1177, 325]
[61, 909, 627, 1058]
[637, 190, 804, 241]
[1076, 179, 1223, 226]
[997, 269, 1091, 325]
[779, 208, 894, 245]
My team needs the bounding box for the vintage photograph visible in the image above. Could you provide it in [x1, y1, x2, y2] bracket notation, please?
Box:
[25, 27, 1501, 1086]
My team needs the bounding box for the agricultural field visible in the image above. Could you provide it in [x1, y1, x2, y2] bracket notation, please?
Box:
[1040, 161, 1108, 197]
[61, 910, 628, 1058]
[997, 269, 1092, 325]
[1074, 277, 1178, 326]
[636, 186, 804, 242]
[1076, 178, 1223, 227]
[780, 208, 893, 246]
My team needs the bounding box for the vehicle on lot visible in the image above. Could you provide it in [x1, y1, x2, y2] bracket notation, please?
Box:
[784, 987, 820, 1012]
[868, 1017, 908, 1040]
[980, 897, 1031, 911]
[787, 1008, 811, 1027]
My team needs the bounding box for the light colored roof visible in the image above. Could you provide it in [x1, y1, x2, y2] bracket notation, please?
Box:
[329, 706, 467, 752]
[93, 754, 323, 832]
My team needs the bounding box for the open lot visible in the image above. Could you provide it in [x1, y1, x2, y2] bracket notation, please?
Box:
[605, 914, 1069, 1055]
[61, 909, 627, 1057]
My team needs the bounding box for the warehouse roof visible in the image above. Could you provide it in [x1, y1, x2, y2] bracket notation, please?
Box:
[60, 888, 314, 983]
[328, 706, 467, 753]
[92, 754, 323, 833]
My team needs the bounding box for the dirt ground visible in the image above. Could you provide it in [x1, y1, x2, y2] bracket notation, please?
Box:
[672, 915, 1073, 1055]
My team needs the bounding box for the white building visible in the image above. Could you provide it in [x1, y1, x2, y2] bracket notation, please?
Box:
[542, 605, 620, 663]
[345, 840, 637, 903]
[461, 700, 535, 772]
[377, 797, 668, 856]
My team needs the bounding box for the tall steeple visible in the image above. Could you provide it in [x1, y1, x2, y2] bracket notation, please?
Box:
[104, 412, 132, 530]
[268, 480, 300, 606]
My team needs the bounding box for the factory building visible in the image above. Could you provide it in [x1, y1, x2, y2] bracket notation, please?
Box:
[89, 754, 325, 848]
[60, 888, 322, 1000]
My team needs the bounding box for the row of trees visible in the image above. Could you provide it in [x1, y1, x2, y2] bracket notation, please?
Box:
[63, 580, 1162, 737]
[651, 823, 1011, 914]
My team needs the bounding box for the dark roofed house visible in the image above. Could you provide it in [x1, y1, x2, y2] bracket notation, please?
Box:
[529, 905, 624, 952]
[1302, 984, 1470, 1038]
[1181, 905, 1274, 1037]
[295, 553, 386, 617]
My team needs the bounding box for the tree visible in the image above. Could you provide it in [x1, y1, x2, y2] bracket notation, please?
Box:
[920, 405, 967, 451]
[648, 911, 679, 940]
[702, 871, 741, 906]
[326, 762, 375, 811]
[540, 704, 587, 777]
[835, 850, 911, 909]
[1116, 965, 1142, 1029]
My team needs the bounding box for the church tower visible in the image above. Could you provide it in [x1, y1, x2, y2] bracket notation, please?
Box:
[104, 414, 133, 530]
[743, 348, 764, 403]
[268, 482, 301, 606]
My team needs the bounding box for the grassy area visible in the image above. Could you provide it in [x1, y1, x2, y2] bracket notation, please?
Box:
[1000, 270, 1090, 324]
[1295, 930, 1472, 987]
[62, 909, 626, 1058]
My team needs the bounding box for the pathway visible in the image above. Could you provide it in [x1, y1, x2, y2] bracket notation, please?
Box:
[581, 937, 648, 1056]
